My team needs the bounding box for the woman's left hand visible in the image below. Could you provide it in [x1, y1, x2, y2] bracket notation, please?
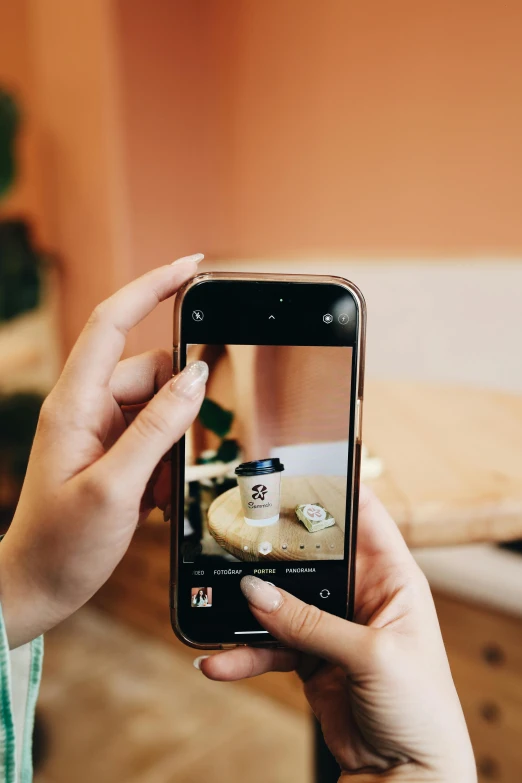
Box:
[0, 256, 207, 648]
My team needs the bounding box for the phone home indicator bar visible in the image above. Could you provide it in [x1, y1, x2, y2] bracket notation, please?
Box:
[234, 630, 269, 635]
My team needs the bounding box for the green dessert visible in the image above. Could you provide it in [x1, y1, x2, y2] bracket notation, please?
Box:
[295, 503, 335, 533]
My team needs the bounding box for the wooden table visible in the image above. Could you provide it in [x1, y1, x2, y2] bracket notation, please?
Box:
[363, 380, 522, 547]
[207, 476, 346, 561]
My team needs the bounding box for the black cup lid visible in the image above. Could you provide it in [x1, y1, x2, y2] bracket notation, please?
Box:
[235, 458, 285, 476]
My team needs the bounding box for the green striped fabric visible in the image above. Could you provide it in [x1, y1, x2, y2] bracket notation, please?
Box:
[0, 605, 43, 783]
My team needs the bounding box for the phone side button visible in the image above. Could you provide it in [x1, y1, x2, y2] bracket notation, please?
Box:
[355, 399, 363, 443]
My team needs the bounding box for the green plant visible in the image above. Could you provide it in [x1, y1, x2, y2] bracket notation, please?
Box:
[0, 393, 43, 530]
[0, 89, 18, 198]
[0, 88, 46, 528]
[187, 397, 240, 536]
[0, 219, 42, 320]
[197, 397, 240, 464]
[0, 393, 42, 481]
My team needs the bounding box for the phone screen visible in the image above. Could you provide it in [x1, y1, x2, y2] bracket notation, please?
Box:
[172, 279, 363, 646]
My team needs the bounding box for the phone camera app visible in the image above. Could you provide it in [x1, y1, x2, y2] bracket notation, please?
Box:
[183, 344, 352, 566]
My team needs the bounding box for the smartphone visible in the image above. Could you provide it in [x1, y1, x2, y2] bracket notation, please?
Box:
[171, 272, 365, 649]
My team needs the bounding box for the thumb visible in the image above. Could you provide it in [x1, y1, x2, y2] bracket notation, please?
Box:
[95, 360, 208, 491]
[240, 575, 374, 676]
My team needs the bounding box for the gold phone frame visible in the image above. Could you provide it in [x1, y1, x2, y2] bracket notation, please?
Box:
[171, 271, 366, 649]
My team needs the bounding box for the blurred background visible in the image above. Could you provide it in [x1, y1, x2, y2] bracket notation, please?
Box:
[1, 1, 521, 781]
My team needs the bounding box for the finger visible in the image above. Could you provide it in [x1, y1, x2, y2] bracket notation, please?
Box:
[60, 255, 202, 393]
[356, 483, 412, 561]
[140, 461, 164, 514]
[91, 361, 207, 492]
[110, 349, 172, 406]
[239, 576, 372, 676]
[151, 461, 171, 509]
[198, 647, 299, 681]
[139, 460, 171, 516]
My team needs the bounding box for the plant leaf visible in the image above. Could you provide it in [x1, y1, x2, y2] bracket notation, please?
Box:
[0, 393, 43, 479]
[0, 89, 19, 200]
[215, 438, 240, 463]
[198, 397, 233, 438]
[0, 219, 42, 322]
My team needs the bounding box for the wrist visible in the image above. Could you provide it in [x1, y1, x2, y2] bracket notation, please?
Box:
[0, 531, 56, 648]
[0, 534, 30, 647]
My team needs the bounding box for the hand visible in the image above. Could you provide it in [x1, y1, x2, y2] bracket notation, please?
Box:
[0, 255, 208, 648]
[201, 487, 477, 783]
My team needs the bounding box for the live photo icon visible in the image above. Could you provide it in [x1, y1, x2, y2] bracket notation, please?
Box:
[323, 313, 333, 324]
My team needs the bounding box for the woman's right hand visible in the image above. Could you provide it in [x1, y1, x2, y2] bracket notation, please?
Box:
[201, 487, 477, 783]
[0, 256, 207, 649]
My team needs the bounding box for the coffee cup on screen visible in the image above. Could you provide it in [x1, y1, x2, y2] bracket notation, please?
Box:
[235, 458, 285, 527]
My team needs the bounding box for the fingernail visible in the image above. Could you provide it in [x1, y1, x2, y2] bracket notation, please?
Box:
[193, 655, 209, 670]
[171, 253, 204, 265]
[163, 504, 171, 522]
[170, 361, 208, 400]
[240, 575, 283, 613]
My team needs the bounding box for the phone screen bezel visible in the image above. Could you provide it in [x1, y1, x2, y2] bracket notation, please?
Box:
[171, 272, 365, 649]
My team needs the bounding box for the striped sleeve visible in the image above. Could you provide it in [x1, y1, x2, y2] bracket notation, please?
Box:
[0, 604, 43, 783]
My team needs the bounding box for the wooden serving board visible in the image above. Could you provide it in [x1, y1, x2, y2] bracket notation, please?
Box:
[207, 475, 346, 561]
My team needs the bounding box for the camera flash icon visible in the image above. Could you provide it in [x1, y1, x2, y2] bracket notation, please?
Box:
[323, 313, 333, 324]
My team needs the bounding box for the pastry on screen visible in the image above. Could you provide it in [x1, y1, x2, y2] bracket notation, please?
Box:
[295, 503, 335, 533]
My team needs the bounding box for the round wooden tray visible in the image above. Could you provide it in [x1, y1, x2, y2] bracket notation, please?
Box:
[207, 475, 347, 561]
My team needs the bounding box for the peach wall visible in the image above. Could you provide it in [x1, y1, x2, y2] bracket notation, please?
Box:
[116, 0, 522, 267]
[28, 0, 133, 353]
[1, 0, 134, 354]
[113, 0, 522, 354]
[227, 0, 522, 258]
[3, 0, 522, 357]
[113, 0, 240, 353]
[0, 0, 43, 230]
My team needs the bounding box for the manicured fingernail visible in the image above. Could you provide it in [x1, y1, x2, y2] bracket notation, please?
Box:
[171, 253, 204, 265]
[240, 575, 283, 613]
[170, 361, 208, 400]
[193, 655, 209, 670]
[163, 504, 171, 522]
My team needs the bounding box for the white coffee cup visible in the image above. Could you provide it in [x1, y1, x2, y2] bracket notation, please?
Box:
[235, 458, 285, 527]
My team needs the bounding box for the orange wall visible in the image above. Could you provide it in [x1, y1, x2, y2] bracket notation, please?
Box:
[114, 0, 241, 351]
[230, 0, 522, 258]
[27, 0, 133, 352]
[0, 0, 43, 230]
[1, 0, 133, 355]
[3, 0, 522, 356]
[117, 0, 522, 266]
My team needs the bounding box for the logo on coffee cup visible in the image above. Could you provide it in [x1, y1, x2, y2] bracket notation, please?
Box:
[251, 484, 268, 500]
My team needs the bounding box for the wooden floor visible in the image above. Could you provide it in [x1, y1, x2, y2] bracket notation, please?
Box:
[35, 608, 312, 783]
